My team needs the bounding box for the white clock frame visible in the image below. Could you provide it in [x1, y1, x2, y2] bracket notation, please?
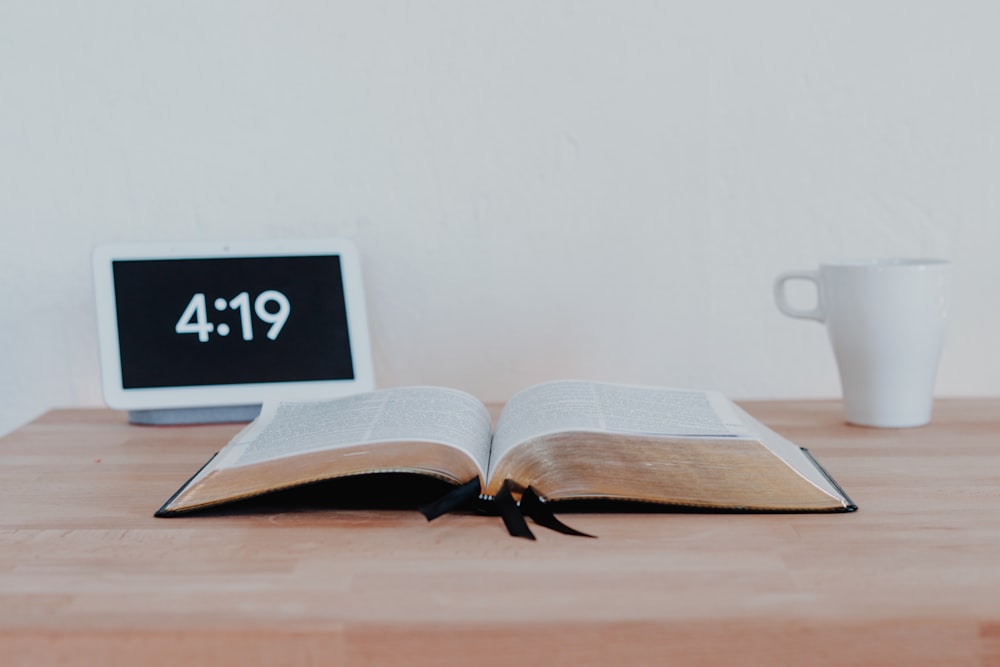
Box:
[93, 238, 375, 424]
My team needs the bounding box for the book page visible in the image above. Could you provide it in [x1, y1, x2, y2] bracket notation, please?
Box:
[488, 380, 752, 478]
[210, 386, 493, 479]
[730, 404, 845, 499]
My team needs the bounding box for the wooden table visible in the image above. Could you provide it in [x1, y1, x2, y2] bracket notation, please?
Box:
[2, 400, 1000, 666]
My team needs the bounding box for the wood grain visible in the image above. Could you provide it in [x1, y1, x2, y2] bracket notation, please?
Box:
[2, 400, 1000, 666]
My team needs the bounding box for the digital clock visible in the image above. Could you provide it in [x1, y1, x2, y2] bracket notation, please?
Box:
[93, 239, 375, 424]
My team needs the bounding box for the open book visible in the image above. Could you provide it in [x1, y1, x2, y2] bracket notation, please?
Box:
[156, 380, 855, 516]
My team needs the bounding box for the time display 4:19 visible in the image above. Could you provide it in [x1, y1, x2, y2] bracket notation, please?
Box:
[113, 255, 354, 389]
[175, 291, 291, 342]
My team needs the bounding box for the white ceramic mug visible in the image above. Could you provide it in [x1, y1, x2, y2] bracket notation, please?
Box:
[774, 258, 951, 428]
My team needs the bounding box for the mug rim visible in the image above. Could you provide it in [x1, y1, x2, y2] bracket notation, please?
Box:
[821, 257, 950, 270]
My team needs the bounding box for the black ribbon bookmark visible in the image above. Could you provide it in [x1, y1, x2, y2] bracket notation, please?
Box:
[494, 480, 536, 540]
[420, 478, 595, 540]
[419, 478, 481, 521]
[520, 486, 596, 538]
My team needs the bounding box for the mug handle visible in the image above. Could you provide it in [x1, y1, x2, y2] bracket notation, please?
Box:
[774, 270, 824, 322]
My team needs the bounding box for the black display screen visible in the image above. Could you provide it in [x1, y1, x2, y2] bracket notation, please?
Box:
[112, 255, 355, 389]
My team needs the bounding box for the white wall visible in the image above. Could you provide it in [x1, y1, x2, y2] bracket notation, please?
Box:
[2, 1, 999, 435]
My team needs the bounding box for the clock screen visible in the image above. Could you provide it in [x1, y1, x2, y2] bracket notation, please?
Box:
[112, 255, 355, 389]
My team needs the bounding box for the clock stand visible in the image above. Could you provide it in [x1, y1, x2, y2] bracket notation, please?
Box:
[128, 405, 262, 426]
